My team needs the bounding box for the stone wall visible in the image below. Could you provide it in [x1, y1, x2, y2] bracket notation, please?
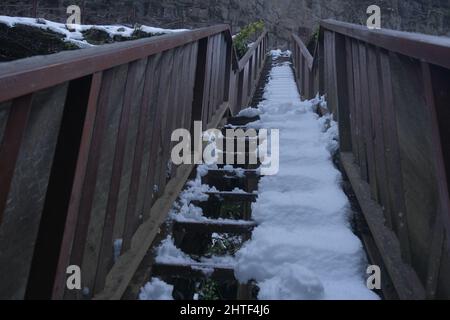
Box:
[1, 0, 449, 48]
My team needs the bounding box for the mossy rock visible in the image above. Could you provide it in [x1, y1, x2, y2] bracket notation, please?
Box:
[0, 23, 79, 61]
[112, 29, 164, 42]
[83, 27, 163, 44]
[131, 29, 164, 40]
[81, 28, 114, 45]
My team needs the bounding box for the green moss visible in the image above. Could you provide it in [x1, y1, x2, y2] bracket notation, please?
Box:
[234, 20, 265, 59]
[306, 27, 319, 54]
[81, 28, 113, 45]
[82, 26, 164, 44]
[198, 279, 222, 300]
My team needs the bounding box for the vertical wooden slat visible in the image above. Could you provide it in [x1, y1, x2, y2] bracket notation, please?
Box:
[217, 34, 225, 105]
[367, 46, 392, 227]
[136, 53, 167, 224]
[0, 94, 33, 225]
[352, 40, 367, 179]
[345, 37, 359, 163]
[213, 35, 221, 112]
[236, 70, 244, 111]
[318, 34, 325, 95]
[25, 75, 94, 299]
[93, 60, 140, 294]
[208, 36, 217, 119]
[209, 35, 218, 121]
[359, 42, 378, 200]
[186, 43, 199, 128]
[223, 35, 232, 102]
[155, 50, 176, 197]
[202, 37, 213, 127]
[421, 61, 450, 246]
[191, 38, 208, 127]
[334, 34, 352, 152]
[378, 50, 412, 262]
[142, 50, 173, 220]
[120, 57, 157, 253]
[52, 72, 104, 299]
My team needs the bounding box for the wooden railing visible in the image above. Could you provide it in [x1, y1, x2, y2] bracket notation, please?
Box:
[0, 25, 268, 300]
[292, 20, 450, 299]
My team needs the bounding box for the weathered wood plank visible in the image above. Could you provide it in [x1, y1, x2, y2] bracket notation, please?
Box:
[358, 42, 378, 200]
[52, 72, 103, 299]
[378, 51, 414, 265]
[152, 263, 235, 281]
[367, 46, 392, 228]
[0, 94, 33, 224]
[351, 40, 367, 179]
[341, 152, 425, 300]
[173, 220, 256, 235]
[345, 37, 359, 162]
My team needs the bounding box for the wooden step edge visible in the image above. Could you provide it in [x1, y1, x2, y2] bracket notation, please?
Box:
[152, 262, 236, 281]
[173, 219, 257, 234]
[204, 169, 261, 178]
[206, 191, 258, 201]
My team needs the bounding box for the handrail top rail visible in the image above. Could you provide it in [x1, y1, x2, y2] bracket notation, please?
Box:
[292, 33, 313, 70]
[292, 19, 450, 72]
[0, 24, 238, 103]
[322, 19, 450, 69]
[321, 19, 450, 49]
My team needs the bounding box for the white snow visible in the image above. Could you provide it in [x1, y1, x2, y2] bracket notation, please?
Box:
[113, 239, 123, 263]
[237, 107, 262, 118]
[139, 278, 174, 300]
[155, 237, 195, 265]
[233, 53, 379, 300]
[0, 15, 187, 48]
[270, 49, 292, 59]
[155, 237, 236, 268]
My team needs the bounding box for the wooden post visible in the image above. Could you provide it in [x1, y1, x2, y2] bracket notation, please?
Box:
[32, 0, 38, 17]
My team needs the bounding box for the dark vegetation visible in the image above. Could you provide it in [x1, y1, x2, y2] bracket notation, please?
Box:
[81, 25, 163, 45]
[233, 20, 265, 59]
[0, 23, 78, 61]
[306, 27, 319, 54]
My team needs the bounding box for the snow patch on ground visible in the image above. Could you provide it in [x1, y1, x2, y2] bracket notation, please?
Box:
[270, 49, 292, 59]
[237, 107, 262, 118]
[155, 237, 195, 265]
[234, 53, 379, 300]
[0, 15, 187, 48]
[139, 278, 174, 300]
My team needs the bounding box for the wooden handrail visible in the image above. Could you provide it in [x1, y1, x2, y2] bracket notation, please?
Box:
[0, 25, 233, 103]
[0, 23, 269, 300]
[292, 33, 313, 70]
[292, 19, 450, 76]
[321, 19, 450, 69]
